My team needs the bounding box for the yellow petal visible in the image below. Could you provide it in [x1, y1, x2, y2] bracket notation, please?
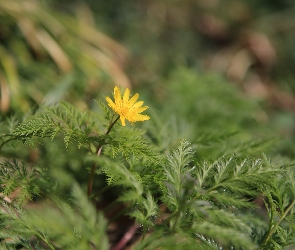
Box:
[114, 86, 121, 104]
[132, 114, 150, 121]
[106, 97, 116, 109]
[123, 88, 130, 101]
[133, 101, 144, 109]
[135, 106, 149, 113]
[129, 93, 139, 106]
[106, 86, 150, 126]
[120, 116, 126, 126]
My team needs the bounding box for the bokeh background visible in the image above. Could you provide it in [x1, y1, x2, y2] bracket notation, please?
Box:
[1, 1, 295, 248]
[1, 0, 295, 159]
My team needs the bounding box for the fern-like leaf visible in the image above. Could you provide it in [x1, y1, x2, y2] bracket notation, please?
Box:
[104, 126, 163, 165]
[2, 102, 103, 149]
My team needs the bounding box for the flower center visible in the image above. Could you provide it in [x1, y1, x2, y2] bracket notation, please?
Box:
[116, 101, 131, 116]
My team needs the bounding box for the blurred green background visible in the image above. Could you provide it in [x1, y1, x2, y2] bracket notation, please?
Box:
[1, 0, 295, 158]
[1, 1, 295, 248]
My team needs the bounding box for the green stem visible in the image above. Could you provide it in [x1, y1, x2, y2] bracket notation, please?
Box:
[105, 115, 120, 135]
[87, 146, 103, 196]
[162, 210, 180, 227]
[171, 212, 180, 232]
[141, 226, 148, 242]
[87, 115, 120, 197]
[261, 199, 295, 246]
[5, 204, 55, 250]
[34, 232, 55, 250]
[162, 180, 220, 228]
[0, 137, 15, 150]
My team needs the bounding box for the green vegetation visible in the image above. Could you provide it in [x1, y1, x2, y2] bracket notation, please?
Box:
[0, 1, 295, 249]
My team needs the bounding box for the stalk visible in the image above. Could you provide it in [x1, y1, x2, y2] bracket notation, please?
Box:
[87, 115, 120, 196]
[261, 199, 295, 246]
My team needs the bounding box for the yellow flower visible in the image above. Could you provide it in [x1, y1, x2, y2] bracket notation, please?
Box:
[106, 86, 150, 126]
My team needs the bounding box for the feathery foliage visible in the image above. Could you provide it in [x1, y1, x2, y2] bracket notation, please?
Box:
[0, 69, 294, 249]
[0, 184, 108, 249]
[1, 102, 102, 149]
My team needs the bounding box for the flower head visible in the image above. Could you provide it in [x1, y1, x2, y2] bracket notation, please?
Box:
[106, 86, 150, 126]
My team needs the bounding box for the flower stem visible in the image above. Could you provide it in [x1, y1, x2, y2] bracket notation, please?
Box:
[0, 137, 15, 150]
[261, 199, 295, 246]
[87, 115, 120, 197]
[106, 115, 120, 135]
[87, 146, 103, 196]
